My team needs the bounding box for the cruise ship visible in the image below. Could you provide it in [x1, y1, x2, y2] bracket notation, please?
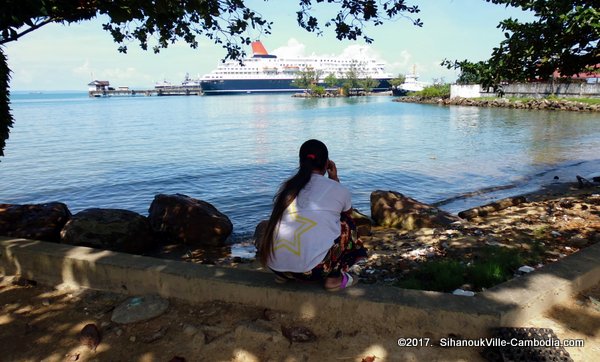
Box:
[200, 41, 393, 95]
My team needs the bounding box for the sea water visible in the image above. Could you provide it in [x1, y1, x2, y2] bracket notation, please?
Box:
[2, 92, 600, 239]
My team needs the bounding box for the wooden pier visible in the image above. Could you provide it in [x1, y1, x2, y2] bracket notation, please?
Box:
[88, 87, 203, 97]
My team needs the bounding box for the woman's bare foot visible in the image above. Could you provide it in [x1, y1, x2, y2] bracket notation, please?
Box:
[324, 272, 358, 291]
[324, 276, 343, 289]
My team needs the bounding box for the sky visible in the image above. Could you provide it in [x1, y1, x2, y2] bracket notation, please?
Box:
[4, 0, 534, 91]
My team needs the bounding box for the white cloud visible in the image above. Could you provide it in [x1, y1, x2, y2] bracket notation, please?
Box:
[100, 67, 153, 87]
[338, 44, 381, 61]
[388, 50, 413, 74]
[72, 60, 153, 86]
[271, 38, 306, 58]
[73, 60, 93, 77]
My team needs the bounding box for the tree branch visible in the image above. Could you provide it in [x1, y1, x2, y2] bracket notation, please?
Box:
[0, 18, 56, 45]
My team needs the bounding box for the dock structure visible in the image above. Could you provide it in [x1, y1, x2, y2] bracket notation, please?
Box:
[88, 87, 203, 97]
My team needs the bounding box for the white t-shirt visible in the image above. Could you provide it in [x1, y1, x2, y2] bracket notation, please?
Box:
[268, 173, 352, 272]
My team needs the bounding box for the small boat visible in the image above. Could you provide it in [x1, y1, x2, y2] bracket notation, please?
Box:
[154, 80, 174, 89]
[392, 69, 428, 96]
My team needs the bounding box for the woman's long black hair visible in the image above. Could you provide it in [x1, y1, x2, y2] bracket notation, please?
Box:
[258, 139, 329, 266]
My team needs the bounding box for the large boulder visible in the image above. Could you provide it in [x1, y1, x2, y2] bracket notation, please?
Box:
[350, 208, 373, 237]
[370, 190, 459, 230]
[60, 208, 155, 254]
[0, 202, 71, 242]
[148, 194, 233, 246]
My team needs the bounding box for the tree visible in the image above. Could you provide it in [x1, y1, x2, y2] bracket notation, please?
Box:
[359, 77, 380, 93]
[441, 59, 498, 89]
[484, 0, 599, 81]
[324, 73, 339, 90]
[341, 61, 361, 96]
[389, 73, 406, 87]
[292, 68, 322, 91]
[0, 0, 422, 158]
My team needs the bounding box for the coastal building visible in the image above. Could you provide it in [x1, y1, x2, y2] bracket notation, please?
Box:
[88, 80, 110, 92]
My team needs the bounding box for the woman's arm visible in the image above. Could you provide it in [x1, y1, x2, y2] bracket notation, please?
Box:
[327, 160, 340, 182]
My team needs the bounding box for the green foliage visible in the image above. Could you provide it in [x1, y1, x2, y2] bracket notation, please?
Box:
[443, 1, 599, 85]
[324, 73, 339, 88]
[389, 73, 406, 87]
[467, 246, 523, 290]
[441, 59, 499, 89]
[0, 49, 12, 159]
[310, 85, 326, 95]
[341, 62, 364, 96]
[297, 1, 422, 43]
[293, 68, 322, 90]
[359, 77, 380, 93]
[396, 246, 526, 292]
[411, 83, 451, 98]
[484, 1, 599, 81]
[396, 260, 467, 292]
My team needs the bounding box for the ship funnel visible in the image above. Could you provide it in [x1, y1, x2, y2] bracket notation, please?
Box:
[251, 41, 269, 56]
[250, 41, 277, 59]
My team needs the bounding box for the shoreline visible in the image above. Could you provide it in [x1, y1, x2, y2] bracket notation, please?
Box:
[151, 178, 600, 291]
[394, 95, 600, 112]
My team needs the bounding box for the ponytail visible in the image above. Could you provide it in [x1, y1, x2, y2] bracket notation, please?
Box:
[257, 139, 328, 266]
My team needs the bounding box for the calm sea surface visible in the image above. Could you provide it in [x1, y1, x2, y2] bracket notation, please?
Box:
[2, 92, 600, 240]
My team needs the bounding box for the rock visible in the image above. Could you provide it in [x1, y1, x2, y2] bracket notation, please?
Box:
[183, 324, 198, 337]
[142, 327, 168, 343]
[111, 295, 169, 324]
[234, 320, 282, 343]
[79, 323, 101, 352]
[370, 190, 460, 230]
[0, 202, 71, 242]
[192, 331, 206, 347]
[452, 289, 475, 297]
[200, 325, 231, 343]
[60, 208, 155, 254]
[281, 325, 317, 343]
[148, 194, 233, 246]
[458, 196, 527, 220]
[350, 208, 373, 237]
[517, 265, 535, 274]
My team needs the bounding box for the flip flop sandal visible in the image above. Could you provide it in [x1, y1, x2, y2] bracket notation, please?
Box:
[326, 271, 358, 291]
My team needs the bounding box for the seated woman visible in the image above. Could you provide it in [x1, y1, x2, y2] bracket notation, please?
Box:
[257, 139, 367, 291]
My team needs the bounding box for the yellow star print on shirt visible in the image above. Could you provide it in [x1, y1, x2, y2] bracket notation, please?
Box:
[273, 201, 317, 256]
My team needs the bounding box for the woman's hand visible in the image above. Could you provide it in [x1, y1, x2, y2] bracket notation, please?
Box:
[327, 160, 339, 182]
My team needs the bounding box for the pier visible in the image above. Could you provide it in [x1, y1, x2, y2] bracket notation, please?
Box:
[88, 87, 203, 97]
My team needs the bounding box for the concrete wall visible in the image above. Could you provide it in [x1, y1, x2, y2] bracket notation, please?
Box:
[2, 237, 600, 340]
[451, 83, 600, 99]
[450, 84, 481, 98]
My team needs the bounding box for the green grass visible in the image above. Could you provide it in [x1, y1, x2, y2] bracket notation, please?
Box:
[410, 83, 451, 98]
[396, 259, 467, 292]
[395, 246, 531, 292]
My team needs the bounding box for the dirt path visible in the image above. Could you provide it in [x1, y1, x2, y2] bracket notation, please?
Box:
[1, 275, 599, 361]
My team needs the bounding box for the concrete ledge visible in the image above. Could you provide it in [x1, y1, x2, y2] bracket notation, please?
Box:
[2, 237, 599, 339]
